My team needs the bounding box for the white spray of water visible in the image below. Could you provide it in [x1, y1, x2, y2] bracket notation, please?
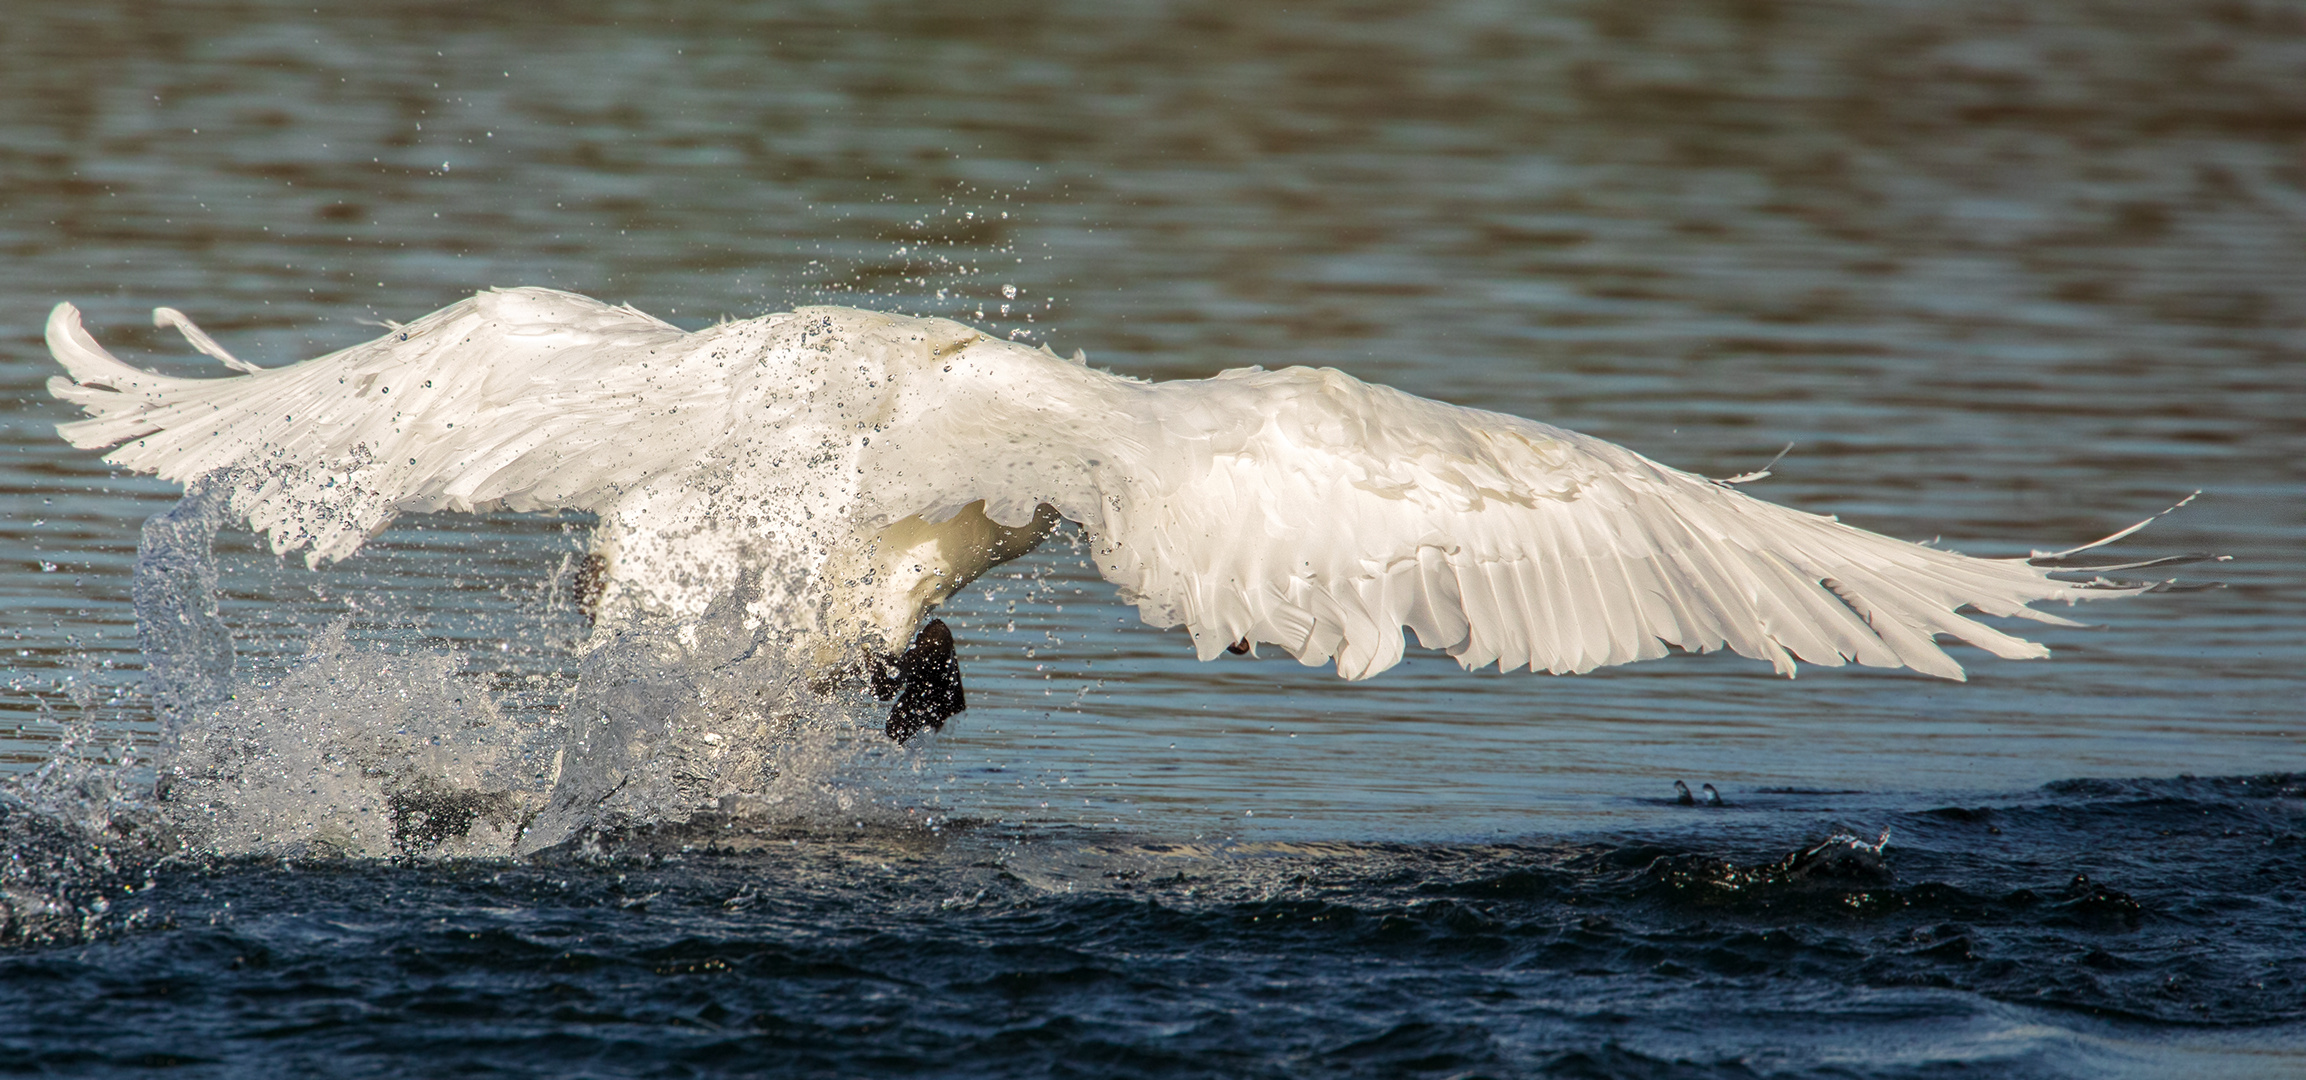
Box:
[121, 487, 938, 860]
[161, 621, 542, 857]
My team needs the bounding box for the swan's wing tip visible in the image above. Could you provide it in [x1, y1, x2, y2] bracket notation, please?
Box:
[152, 306, 263, 373]
[44, 300, 159, 392]
[44, 301, 92, 362]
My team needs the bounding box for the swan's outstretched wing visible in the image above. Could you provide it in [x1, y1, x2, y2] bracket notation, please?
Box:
[872, 336, 2165, 681]
[48, 288, 705, 565]
[51, 291, 2175, 682]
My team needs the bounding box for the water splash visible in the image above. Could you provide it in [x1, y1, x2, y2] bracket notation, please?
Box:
[159, 621, 545, 858]
[0, 706, 175, 946]
[1, 484, 946, 873]
[518, 600, 929, 853]
[133, 477, 236, 743]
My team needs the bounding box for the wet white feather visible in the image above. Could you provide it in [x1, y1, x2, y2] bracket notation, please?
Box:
[49, 287, 2157, 680]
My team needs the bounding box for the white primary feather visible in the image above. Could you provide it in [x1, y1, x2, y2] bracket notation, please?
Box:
[49, 287, 2173, 681]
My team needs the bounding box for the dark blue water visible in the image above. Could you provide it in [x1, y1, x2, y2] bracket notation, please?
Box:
[4, 0, 2303, 1075]
[7, 774, 2305, 1077]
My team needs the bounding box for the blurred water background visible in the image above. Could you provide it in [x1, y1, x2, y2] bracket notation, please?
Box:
[1, 2, 2302, 1076]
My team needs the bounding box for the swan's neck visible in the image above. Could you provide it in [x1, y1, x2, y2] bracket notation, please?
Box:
[825, 500, 1063, 653]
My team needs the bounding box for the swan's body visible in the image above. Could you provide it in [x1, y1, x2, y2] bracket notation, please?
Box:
[48, 288, 2178, 715]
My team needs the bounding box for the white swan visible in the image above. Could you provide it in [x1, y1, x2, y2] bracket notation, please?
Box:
[46, 288, 2194, 736]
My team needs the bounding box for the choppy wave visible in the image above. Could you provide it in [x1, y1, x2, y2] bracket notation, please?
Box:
[6, 764, 2301, 1078]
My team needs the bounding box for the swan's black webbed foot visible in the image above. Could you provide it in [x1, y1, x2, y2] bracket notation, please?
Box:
[878, 618, 966, 743]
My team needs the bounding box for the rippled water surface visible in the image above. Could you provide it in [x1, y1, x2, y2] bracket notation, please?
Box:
[3, 1, 2302, 1075]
